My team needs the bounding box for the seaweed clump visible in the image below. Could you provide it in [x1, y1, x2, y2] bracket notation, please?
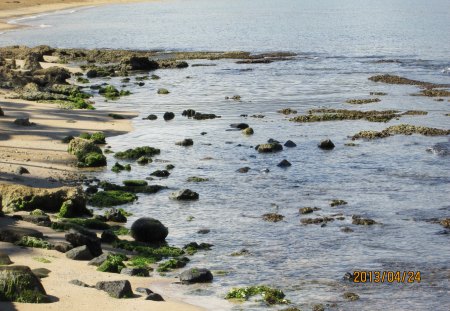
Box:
[225, 286, 289, 305]
[351, 124, 450, 140]
[88, 190, 137, 207]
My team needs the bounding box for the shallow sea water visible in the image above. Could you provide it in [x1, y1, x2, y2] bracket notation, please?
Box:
[1, 0, 450, 310]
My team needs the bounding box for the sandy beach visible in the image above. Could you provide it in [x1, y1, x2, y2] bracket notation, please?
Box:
[0, 0, 153, 31]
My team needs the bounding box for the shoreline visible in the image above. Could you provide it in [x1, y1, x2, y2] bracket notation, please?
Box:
[0, 0, 155, 32]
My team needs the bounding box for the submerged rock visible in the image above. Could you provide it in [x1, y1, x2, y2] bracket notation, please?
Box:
[175, 138, 194, 146]
[170, 189, 199, 201]
[277, 159, 291, 167]
[163, 112, 175, 120]
[284, 140, 297, 147]
[257, 142, 283, 153]
[318, 139, 335, 150]
[179, 268, 213, 284]
[352, 124, 450, 140]
[426, 142, 450, 156]
[262, 213, 285, 222]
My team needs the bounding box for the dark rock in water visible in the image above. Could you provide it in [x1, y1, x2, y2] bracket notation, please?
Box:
[146, 293, 164, 301]
[65, 245, 94, 261]
[426, 142, 450, 156]
[284, 140, 297, 147]
[14, 118, 34, 126]
[143, 114, 158, 120]
[136, 287, 153, 295]
[150, 170, 170, 178]
[0, 265, 49, 303]
[175, 138, 194, 147]
[193, 112, 219, 120]
[131, 217, 168, 243]
[197, 229, 210, 234]
[120, 56, 158, 71]
[22, 52, 43, 71]
[95, 280, 133, 298]
[65, 229, 102, 257]
[182, 109, 196, 117]
[0, 107, 4, 116]
[69, 279, 93, 288]
[85, 185, 98, 194]
[163, 112, 175, 121]
[341, 227, 354, 233]
[343, 292, 360, 301]
[120, 267, 149, 277]
[53, 242, 73, 253]
[32, 268, 51, 279]
[200, 132, 207, 135]
[15, 166, 30, 175]
[0, 253, 13, 265]
[352, 215, 376, 225]
[318, 139, 335, 150]
[33, 67, 71, 86]
[88, 253, 109, 266]
[179, 268, 213, 284]
[0, 227, 44, 243]
[170, 189, 199, 201]
[237, 167, 250, 173]
[277, 159, 292, 167]
[106, 209, 127, 223]
[343, 272, 354, 281]
[101, 230, 118, 243]
[262, 213, 285, 222]
[267, 138, 280, 144]
[230, 248, 251, 256]
[230, 123, 249, 130]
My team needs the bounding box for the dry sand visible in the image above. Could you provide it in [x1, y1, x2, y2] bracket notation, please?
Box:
[0, 0, 155, 31]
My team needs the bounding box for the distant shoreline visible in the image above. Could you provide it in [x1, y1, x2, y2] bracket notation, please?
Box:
[0, 0, 155, 32]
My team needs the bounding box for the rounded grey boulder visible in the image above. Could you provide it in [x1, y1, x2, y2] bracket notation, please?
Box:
[179, 268, 213, 284]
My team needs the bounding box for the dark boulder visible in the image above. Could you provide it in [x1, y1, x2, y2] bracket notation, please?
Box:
[169, 189, 199, 201]
[163, 112, 175, 121]
[318, 139, 335, 150]
[277, 159, 292, 167]
[69, 279, 93, 288]
[131, 217, 168, 243]
[182, 109, 196, 117]
[88, 253, 109, 266]
[146, 293, 164, 301]
[236, 167, 250, 173]
[0, 265, 49, 303]
[15, 166, 30, 175]
[14, 118, 34, 126]
[230, 123, 249, 130]
[256, 142, 283, 153]
[101, 230, 118, 243]
[179, 268, 213, 284]
[106, 209, 127, 223]
[121, 56, 158, 71]
[65, 229, 102, 257]
[175, 138, 194, 147]
[143, 114, 157, 120]
[95, 280, 133, 298]
[65, 245, 94, 261]
[120, 267, 149, 277]
[22, 52, 43, 71]
[150, 170, 170, 178]
[284, 140, 297, 147]
[53, 242, 73, 253]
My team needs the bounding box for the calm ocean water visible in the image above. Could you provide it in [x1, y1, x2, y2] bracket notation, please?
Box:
[2, 0, 450, 310]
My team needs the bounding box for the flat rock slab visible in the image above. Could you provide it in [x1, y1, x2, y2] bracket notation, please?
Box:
[96, 280, 133, 298]
[0, 227, 44, 243]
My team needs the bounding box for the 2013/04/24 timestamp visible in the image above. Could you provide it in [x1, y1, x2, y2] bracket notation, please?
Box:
[353, 271, 421, 283]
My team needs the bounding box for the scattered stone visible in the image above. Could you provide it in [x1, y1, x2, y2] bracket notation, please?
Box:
[330, 200, 347, 207]
[163, 112, 175, 120]
[146, 293, 164, 301]
[136, 287, 153, 295]
[150, 170, 170, 178]
[301, 217, 334, 225]
[352, 124, 450, 140]
[65, 245, 93, 261]
[440, 218, 450, 228]
[318, 139, 335, 150]
[341, 227, 354, 233]
[53, 242, 73, 253]
[312, 304, 325, 311]
[230, 123, 249, 130]
[14, 118, 34, 126]
[370, 92, 387, 96]
[290, 109, 401, 123]
[0, 253, 13, 265]
[182, 109, 196, 117]
[230, 248, 251, 256]
[88, 253, 109, 267]
[343, 292, 360, 301]
[136, 156, 152, 165]
[157, 88, 170, 95]
[101, 230, 118, 243]
[170, 189, 199, 201]
[175, 138, 194, 146]
[368, 74, 448, 88]
[284, 140, 296, 147]
[0, 227, 44, 243]
[0, 265, 49, 303]
[299, 207, 320, 214]
[197, 229, 210, 234]
[262, 213, 285, 222]
[257, 142, 283, 153]
[95, 280, 133, 298]
[131, 217, 168, 243]
[277, 159, 291, 167]
[237, 167, 250, 173]
[65, 229, 102, 257]
[179, 268, 213, 284]
[120, 267, 149, 277]
[352, 215, 376, 225]
[242, 127, 254, 135]
[69, 279, 92, 288]
[277, 108, 297, 115]
[143, 114, 157, 120]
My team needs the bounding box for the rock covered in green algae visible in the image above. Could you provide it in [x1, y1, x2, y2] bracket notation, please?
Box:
[114, 146, 160, 160]
[290, 109, 401, 123]
[68, 137, 106, 167]
[0, 184, 88, 215]
[225, 285, 289, 305]
[368, 74, 449, 88]
[0, 265, 49, 303]
[88, 190, 137, 207]
[351, 124, 450, 140]
[262, 213, 285, 222]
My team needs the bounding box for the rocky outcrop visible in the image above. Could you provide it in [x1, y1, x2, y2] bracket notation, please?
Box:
[22, 52, 43, 71]
[130, 217, 168, 243]
[0, 184, 88, 215]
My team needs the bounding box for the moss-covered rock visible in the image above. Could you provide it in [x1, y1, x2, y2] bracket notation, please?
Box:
[330, 200, 347, 207]
[157, 88, 170, 95]
[0, 266, 49, 303]
[114, 146, 160, 160]
[111, 162, 131, 173]
[88, 191, 137, 207]
[186, 176, 209, 182]
[97, 254, 127, 273]
[79, 132, 106, 144]
[183, 242, 213, 255]
[68, 138, 105, 167]
[15, 236, 53, 249]
[352, 124, 450, 140]
[157, 257, 189, 272]
[242, 127, 254, 135]
[123, 180, 148, 187]
[290, 109, 400, 123]
[136, 156, 152, 165]
[257, 142, 283, 153]
[0, 184, 88, 215]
